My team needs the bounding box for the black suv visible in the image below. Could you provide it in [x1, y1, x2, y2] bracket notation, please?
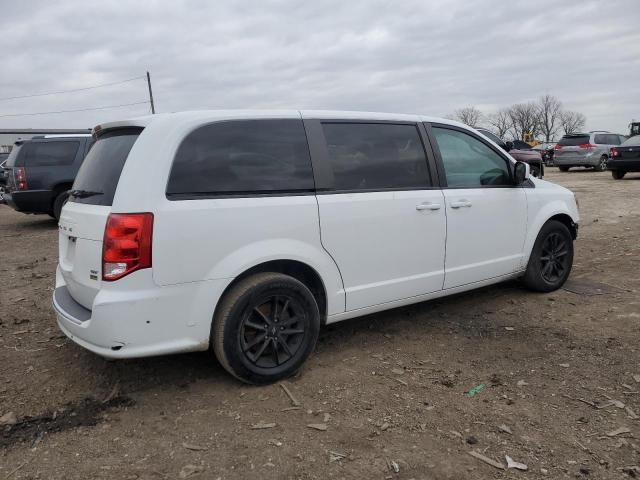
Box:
[3, 135, 94, 220]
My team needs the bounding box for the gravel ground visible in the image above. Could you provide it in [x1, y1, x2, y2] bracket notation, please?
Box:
[0, 168, 639, 479]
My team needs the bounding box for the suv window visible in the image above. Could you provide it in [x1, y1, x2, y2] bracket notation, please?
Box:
[558, 135, 590, 146]
[321, 123, 430, 191]
[594, 134, 620, 145]
[432, 127, 511, 187]
[71, 128, 142, 206]
[23, 141, 79, 167]
[167, 119, 314, 197]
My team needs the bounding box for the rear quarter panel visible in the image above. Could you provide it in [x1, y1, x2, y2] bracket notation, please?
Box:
[110, 114, 345, 317]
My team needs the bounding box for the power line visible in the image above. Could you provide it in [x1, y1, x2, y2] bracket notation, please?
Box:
[0, 101, 150, 118]
[0, 75, 146, 102]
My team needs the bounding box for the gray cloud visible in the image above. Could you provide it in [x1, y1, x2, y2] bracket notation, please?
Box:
[1, 0, 639, 134]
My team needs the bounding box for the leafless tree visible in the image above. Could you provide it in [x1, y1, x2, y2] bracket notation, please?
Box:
[486, 109, 512, 138]
[507, 102, 540, 141]
[537, 94, 562, 142]
[453, 106, 483, 127]
[559, 111, 586, 134]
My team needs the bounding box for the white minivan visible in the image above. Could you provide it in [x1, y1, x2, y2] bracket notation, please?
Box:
[54, 111, 579, 384]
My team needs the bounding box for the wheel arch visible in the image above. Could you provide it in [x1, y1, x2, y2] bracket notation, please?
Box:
[522, 204, 578, 268]
[214, 259, 329, 324]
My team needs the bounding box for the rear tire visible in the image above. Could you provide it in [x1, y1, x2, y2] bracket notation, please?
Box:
[212, 272, 320, 385]
[594, 155, 608, 172]
[559, 166, 570, 172]
[612, 170, 626, 180]
[522, 220, 574, 293]
[52, 191, 69, 221]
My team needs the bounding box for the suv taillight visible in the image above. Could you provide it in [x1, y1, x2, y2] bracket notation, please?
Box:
[14, 167, 27, 190]
[102, 213, 153, 281]
[610, 147, 619, 158]
[578, 143, 596, 149]
[554, 144, 562, 150]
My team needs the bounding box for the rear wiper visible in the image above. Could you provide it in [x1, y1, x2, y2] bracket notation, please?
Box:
[69, 189, 103, 198]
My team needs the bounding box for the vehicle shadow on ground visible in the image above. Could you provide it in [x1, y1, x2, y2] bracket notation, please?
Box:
[79, 280, 537, 396]
[12, 216, 58, 231]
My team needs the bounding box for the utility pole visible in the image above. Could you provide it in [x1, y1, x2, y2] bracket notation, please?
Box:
[146, 71, 155, 114]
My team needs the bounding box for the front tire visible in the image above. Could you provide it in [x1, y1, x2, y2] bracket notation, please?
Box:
[612, 170, 626, 180]
[522, 220, 574, 292]
[212, 272, 320, 384]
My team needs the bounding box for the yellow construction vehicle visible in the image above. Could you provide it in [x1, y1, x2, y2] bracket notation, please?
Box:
[522, 132, 540, 147]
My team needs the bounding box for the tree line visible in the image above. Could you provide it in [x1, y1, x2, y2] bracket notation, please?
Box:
[451, 95, 586, 142]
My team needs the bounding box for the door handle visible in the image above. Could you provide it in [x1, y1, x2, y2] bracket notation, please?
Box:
[450, 200, 472, 209]
[416, 202, 441, 211]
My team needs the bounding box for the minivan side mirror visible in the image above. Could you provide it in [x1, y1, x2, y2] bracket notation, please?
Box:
[505, 141, 513, 152]
[514, 161, 530, 185]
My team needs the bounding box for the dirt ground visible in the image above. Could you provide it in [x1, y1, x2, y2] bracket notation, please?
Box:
[1, 169, 639, 479]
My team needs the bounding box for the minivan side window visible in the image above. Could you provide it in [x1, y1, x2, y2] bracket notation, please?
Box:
[432, 127, 511, 187]
[167, 119, 314, 197]
[24, 141, 79, 167]
[321, 123, 431, 191]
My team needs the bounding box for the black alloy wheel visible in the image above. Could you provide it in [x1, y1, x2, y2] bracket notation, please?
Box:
[240, 295, 306, 368]
[522, 220, 574, 292]
[212, 272, 320, 384]
[539, 232, 570, 284]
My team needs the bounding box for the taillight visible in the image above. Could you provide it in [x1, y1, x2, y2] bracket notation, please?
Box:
[14, 167, 27, 190]
[610, 147, 619, 158]
[578, 143, 596, 149]
[554, 144, 562, 150]
[102, 213, 153, 281]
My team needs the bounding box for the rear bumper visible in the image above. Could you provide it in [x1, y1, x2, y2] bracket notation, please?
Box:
[554, 155, 600, 167]
[4, 190, 54, 213]
[607, 159, 640, 172]
[53, 267, 230, 359]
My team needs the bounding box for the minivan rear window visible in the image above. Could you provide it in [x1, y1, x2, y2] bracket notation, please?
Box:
[594, 134, 620, 145]
[558, 135, 590, 146]
[166, 119, 314, 197]
[70, 128, 142, 206]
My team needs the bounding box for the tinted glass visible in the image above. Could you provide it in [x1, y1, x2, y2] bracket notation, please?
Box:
[71, 129, 142, 206]
[167, 119, 314, 196]
[23, 141, 79, 167]
[432, 127, 511, 187]
[622, 136, 640, 146]
[321, 123, 430, 191]
[559, 135, 590, 146]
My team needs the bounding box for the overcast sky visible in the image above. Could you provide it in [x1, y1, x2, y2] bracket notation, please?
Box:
[1, 0, 639, 136]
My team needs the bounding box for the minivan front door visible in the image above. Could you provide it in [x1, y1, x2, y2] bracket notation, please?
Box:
[429, 125, 528, 289]
[307, 120, 446, 311]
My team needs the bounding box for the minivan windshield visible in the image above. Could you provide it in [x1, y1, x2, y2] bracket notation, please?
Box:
[70, 128, 142, 206]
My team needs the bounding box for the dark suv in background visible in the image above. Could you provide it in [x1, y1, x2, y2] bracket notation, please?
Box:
[3, 135, 94, 220]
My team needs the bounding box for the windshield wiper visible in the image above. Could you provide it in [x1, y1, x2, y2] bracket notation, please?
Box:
[69, 189, 103, 198]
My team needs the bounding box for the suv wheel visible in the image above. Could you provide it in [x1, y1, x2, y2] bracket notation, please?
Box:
[522, 220, 574, 292]
[612, 170, 626, 180]
[212, 272, 320, 384]
[559, 166, 570, 172]
[52, 191, 69, 221]
[595, 155, 608, 172]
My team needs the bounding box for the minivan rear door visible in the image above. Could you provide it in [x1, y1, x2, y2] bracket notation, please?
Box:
[58, 128, 142, 309]
[305, 119, 446, 311]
